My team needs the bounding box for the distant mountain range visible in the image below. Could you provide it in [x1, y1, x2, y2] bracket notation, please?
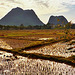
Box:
[0, 7, 44, 26]
[48, 16, 68, 26]
[0, 7, 69, 27]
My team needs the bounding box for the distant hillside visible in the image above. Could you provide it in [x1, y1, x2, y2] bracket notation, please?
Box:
[0, 7, 44, 26]
[48, 16, 68, 26]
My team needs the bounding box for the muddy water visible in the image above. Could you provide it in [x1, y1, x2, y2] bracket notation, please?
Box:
[0, 51, 75, 75]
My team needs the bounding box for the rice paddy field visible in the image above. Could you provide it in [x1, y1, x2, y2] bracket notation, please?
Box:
[0, 29, 75, 75]
[0, 29, 75, 49]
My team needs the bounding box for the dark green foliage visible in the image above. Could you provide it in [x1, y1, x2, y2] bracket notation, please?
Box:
[0, 21, 73, 30]
[0, 24, 52, 30]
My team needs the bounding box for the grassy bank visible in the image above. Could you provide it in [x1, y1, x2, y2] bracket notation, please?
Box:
[21, 37, 73, 50]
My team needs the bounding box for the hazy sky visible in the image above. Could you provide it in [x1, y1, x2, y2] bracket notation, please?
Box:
[0, 0, 75, 24]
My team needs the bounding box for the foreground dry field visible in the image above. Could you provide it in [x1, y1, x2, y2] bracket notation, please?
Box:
[0, 51, 74, 75]
[0, 29, 75, 75]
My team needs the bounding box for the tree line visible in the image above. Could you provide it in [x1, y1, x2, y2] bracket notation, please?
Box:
[0, 22, 73, 30]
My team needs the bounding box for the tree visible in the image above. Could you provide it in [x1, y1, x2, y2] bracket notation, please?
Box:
[0, 25, 3, 30]
[20, 24, 24, 30]
[65, 21, 72, 29]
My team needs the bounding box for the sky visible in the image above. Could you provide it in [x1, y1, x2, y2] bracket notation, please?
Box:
[0, 0, 75, 24]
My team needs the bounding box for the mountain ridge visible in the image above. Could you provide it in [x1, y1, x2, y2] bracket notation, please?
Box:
[48, 15, 68, 26]
[0, 7, 44, 26]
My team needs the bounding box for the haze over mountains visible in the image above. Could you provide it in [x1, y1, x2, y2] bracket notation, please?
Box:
[0, 7, 44, 26]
